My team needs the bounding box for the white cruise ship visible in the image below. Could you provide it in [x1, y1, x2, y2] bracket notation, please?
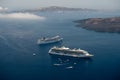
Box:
[49, 46, 93, 58]
[37, 35, 63, 45]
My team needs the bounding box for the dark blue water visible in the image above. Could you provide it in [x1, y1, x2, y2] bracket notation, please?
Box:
[0, 11, 120, 80]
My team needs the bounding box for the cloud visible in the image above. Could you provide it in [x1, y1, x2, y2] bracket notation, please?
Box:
[0, 6, 8, 11]
[0, 12, 45, 20]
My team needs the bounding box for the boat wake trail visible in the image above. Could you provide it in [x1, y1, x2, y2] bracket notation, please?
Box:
[0, 35, 9, 45]
[0, 35, 30, 53]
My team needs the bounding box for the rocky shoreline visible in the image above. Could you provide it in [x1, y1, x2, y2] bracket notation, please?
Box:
[75, 17, 120, 33]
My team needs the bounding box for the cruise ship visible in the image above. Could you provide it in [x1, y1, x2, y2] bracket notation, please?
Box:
[37, 35, 63, 45]
[49, 46, 93, 58]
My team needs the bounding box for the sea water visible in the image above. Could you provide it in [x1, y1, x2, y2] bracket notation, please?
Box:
[0, 11, 120, 80]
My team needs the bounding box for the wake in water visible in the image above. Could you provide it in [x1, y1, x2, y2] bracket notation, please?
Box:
[0, 34, 33, 54]
[0, 35, 9, 45]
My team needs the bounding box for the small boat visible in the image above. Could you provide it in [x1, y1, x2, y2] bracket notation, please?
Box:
[37, 35, 63, 45]
[49, 46, 93, 58]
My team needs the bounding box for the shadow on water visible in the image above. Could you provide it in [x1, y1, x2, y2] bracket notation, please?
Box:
[50, 55, 93, 70]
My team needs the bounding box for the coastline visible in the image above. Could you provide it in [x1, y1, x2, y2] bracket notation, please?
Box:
[74, 17, 120, 33]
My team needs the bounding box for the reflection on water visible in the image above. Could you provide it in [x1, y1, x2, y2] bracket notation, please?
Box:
[50, 55, 92, 69]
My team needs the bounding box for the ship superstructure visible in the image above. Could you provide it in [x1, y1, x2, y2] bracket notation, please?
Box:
[49, 46, 93, 58]
[37, 35, 63, 45]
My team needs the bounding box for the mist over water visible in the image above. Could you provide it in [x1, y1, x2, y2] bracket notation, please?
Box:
[0, 12, 45, 20]
[0, 11, 120, 80]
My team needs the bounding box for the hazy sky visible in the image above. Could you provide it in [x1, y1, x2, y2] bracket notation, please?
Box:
[0, 0, 120, 10]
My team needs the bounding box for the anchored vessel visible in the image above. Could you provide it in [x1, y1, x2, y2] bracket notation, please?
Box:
[49, 46, 93, 58]
[37, 35, 63, 45]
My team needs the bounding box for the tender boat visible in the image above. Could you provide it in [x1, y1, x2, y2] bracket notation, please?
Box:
[49, 46, 93, 58]
[37, 35, 63, 45]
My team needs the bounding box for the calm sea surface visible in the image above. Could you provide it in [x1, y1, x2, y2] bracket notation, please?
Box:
[0, 11, 120, 80]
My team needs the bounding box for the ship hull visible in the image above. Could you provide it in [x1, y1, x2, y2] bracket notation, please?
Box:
[38, 38, 63, 45]
[50, 54, 92, 60]
[49, 52, 93, 58]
